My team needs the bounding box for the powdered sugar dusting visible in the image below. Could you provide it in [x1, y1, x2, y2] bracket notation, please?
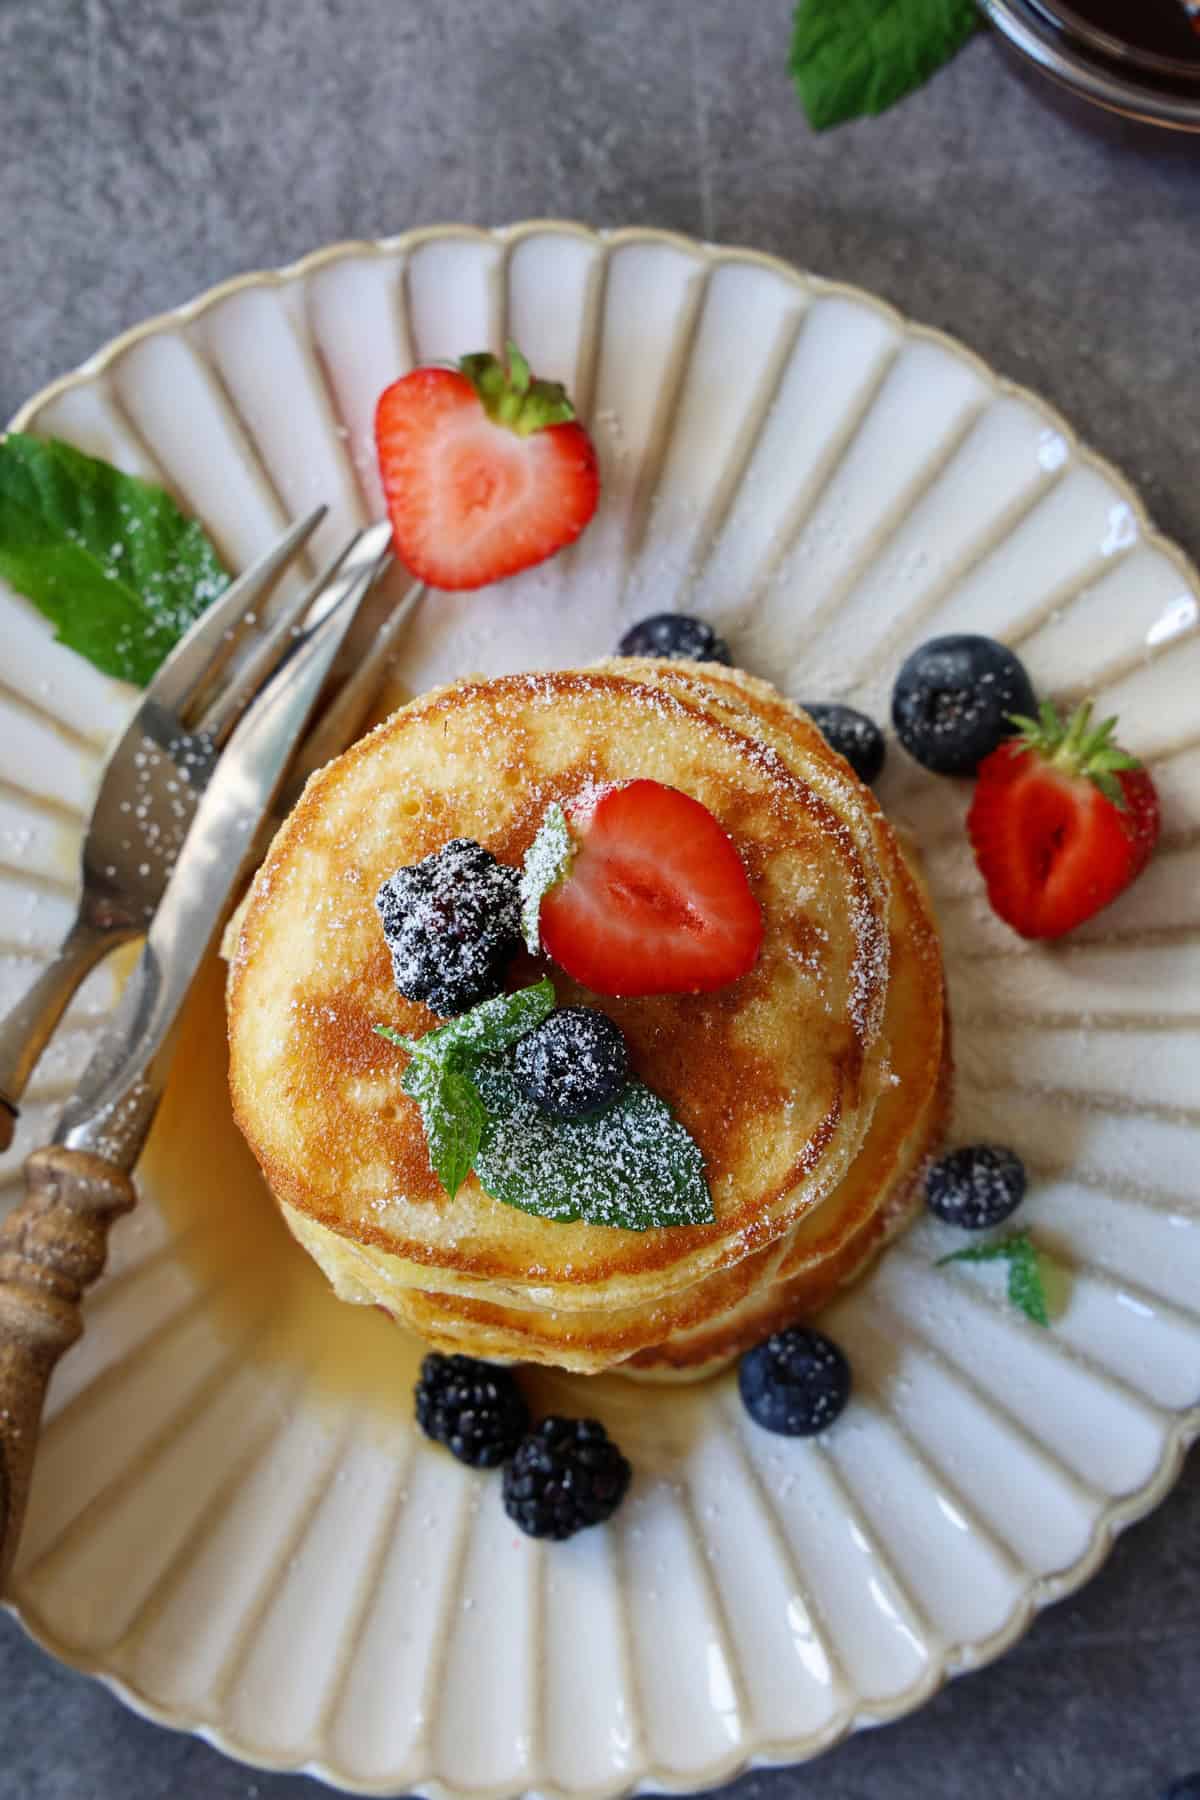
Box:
[518, 802, 572, 953]
[375, 838, 521, 1015]
[472, 1051, 713, 1232]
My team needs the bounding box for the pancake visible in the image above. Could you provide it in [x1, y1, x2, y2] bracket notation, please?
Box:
[371, 805, 948, 1376]
[227, 665, 898, 1336]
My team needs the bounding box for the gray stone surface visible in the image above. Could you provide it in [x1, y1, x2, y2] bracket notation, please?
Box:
[0, 2, 1197, 1795]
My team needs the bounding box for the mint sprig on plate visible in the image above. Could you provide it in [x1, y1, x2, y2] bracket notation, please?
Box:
[519, 801, 573, 953]
[790, 0, 979, 131]
[375, 978, 715, 1230]
[938, 1228, 1055, 1327]
[0, 434, 230, 685]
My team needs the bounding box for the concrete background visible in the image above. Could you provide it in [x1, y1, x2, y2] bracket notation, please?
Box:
[1, 3, 1197, 1796]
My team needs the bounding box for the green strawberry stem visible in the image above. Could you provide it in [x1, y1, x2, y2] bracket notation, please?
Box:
[458, 341, 576, 437]
[1006, 698, 1141, 810]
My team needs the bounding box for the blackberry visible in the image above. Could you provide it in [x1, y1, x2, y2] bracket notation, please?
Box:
[513, 1007, 630, 1120]
[376, 838, 521, 1016]
[739, 1325, 851, 1437]
[1164, 1779, 1200, 1799]
[503, 1417, 632, 1539]
[892, 635, 1037, 776]
[926, 1145, 1027, 1231]
[800, 701, 886, 785]
[414, 1352, 530, 1468]
[617, 613, 732, 666]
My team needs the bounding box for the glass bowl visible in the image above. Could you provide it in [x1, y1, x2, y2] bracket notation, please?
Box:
[981, 0, 1200, 132]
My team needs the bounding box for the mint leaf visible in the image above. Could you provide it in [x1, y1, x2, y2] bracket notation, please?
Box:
[410, 978, 556, 1065]
[375, 980, 714, 1228]
[936, 1238, 1016, 1269]
[377, 1036, 484, 1197]
[376, 981, 556, 1198]
[790, 0, 978, 131]
[1005, 1235, 1051, 1328]
[401, 1056, 485, 1198]
[0, 434, 229, 685]
[938, 1228, 1053, 1328]
[519, 804, 573, 953]
[471, 1051, 714, 1231]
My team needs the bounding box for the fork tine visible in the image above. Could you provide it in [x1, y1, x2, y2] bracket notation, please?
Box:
[195, 524, 380, 749]
[274, 575, 421, 811]
[198, 521, 394, 750]
[144, 506, 326, 724]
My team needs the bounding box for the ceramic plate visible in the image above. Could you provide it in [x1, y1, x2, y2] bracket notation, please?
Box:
[2, 223, 1198, 1797]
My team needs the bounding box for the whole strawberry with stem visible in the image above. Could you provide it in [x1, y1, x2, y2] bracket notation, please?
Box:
[967, 699, 1160, 940]
[375, 340, 599, 591]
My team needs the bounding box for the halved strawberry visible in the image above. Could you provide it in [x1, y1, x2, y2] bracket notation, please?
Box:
[537, 780, 764, 997]
[375, 342, 599, 591]
[967, 700, 1160, 940]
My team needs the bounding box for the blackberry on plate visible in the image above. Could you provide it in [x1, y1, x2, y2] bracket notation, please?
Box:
[376, 837, 521, 1016]
[415, 1352, 530, 1468]
[891, 635, 1037, 776]
[503, 1417, 632, 1539]
[513, 1006, 630, 1120]
[926, 1145, 1026, 1231]
[739, 1325, 851, 1437]
[617, 613, 732, 665]
[800, 701, 886, 785]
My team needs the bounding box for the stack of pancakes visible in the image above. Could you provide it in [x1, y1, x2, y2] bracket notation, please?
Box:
[226, 660, 948, 1381]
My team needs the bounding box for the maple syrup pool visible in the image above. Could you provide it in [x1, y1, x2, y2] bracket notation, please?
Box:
[134, 952, 712, 1465]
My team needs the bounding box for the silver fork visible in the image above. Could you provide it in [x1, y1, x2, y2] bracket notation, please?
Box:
[0, 511, 398, 1148]
[0, 534, 388, 1588]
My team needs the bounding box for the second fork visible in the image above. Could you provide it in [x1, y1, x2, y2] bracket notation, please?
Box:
[0, 512, 393, 1148]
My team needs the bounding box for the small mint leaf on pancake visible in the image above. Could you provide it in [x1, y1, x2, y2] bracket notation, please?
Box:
[377, 981, 556, 1197]
[400, 1056, 485, 1199]
[937, 1227, 1053, 1327]
[471, 1051, 714, 1231]
[519, 803, 573, 953]
[0, 433, 229, 685]
[413, 978, 556, 1063]
[377, 979, 711, 1225]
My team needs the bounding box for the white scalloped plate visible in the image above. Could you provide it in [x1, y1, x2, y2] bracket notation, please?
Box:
[2, 223, 1198, 1797]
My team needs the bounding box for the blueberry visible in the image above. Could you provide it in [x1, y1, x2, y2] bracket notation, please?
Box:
[891, 635, 1036, 775]
[926, 1145, 1027, 1231]
[738, 1325, 851, 1437]
[617, 613, 732, 665]
[800, 702, 886, 785]
[376, 838, 521, 1017]
[513, 1007, 629, 1120]
[1164, 1778, 1200, 1799]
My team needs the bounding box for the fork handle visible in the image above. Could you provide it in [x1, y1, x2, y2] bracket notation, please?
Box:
[0, 1146, 135, 1590]
[0, 918, 126, 1153]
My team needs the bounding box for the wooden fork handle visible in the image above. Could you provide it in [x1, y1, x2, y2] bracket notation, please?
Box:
[0, 1146, 135, 1591]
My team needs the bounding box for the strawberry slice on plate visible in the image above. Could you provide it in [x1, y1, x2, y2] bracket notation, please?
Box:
[375, 341, 599, 590]
[967, 700, 1160, 940]
[537, 779, 764, 997]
